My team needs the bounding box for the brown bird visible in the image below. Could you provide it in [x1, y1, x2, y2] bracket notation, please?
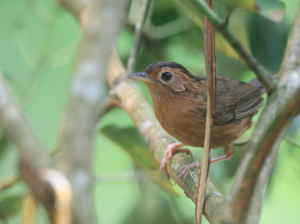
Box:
[127, 62, 264, 180]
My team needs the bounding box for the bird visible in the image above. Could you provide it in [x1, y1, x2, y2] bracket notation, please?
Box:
[127, 61, 264, 180]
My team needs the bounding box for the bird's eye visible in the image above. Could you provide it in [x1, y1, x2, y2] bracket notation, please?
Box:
[161, 72, 172, 81]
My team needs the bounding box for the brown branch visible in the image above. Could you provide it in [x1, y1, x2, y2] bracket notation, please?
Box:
[0, 71, 52, 169]
[96, 96, 122, 122]
[55, 0, 129, 223]
[214, 6, 300, 224]
[0, 71, 55, 214]
[0, 145, 60, 193]
[246, 136, 281, 224]
[0, 175, 20, 192]
[197, 0, 216, 222]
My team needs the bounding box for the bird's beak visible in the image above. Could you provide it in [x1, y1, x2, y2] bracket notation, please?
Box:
[127, 72, 152, 83]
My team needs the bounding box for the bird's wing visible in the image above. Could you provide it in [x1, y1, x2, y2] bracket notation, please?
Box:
[212, 77, 264, 124]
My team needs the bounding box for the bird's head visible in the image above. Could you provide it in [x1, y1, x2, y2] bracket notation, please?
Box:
[127, 62, 201, 99]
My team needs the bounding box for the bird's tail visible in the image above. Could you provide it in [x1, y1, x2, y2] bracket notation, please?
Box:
[248, 78, 268, 94]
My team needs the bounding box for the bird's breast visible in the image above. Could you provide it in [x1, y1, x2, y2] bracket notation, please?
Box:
[153, 98, 253, 149]
[153, 98, 206, 147]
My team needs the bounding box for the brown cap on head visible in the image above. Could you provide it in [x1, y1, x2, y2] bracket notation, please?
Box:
[144, 61, 193, 77]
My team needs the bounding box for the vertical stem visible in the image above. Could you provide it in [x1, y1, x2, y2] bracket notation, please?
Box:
[196, 94, 212, 224]
[127, 0, 152, 74]
[197, 0, 216, 223]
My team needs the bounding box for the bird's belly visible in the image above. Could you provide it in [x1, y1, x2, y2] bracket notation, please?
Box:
[158, 115, 253, 149]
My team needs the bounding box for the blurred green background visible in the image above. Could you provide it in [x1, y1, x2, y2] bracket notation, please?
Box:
[0, 0, 300, 223]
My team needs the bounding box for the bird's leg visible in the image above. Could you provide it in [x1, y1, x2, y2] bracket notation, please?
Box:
[177, 147, 234, 180]
[160, 142, 193, 182]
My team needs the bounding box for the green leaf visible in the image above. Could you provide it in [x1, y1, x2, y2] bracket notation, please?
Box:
[100, 125, 158, 170]
[0, 194, 23, 221]
[100, 125, 177, 195]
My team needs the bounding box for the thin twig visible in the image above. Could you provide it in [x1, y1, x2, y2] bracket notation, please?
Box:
[190, 0, 277, 92]
[95, 96, 122, 122]
[284, 136, 300, 148]
[0, 175, 20, 192]
[233, 139, 250, 146]
[127, 0, 152, 74]
[214, 6, 300, 224]
[197, 1, 216, 222]
[56, 0, 129, 223]
[145, 17, 194, 40]
[197, 93, 212, 224]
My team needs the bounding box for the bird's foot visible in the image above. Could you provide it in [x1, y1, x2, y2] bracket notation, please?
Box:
[176, 161, 202, 182]
[176, 147, 234, 182]
[160, 142, 193, 183]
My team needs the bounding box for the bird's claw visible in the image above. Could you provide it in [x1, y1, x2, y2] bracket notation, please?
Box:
[159, 142, 193, 184]
[176, 161, 202, 184]
[160, 158, 171, 185]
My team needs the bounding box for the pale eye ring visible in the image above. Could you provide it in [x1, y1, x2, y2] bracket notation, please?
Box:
[161, 72, 172, 81]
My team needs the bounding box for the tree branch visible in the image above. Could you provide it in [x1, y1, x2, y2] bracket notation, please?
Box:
[55, 0, 129, 223]
[96, 96, 122, 122]
[0, 71, 52, 169]
[0, 175, 20, 192]
[127, 0, 152, 74]
[246, 137, 280, 224]
[191, 0, 277, 92]
[215, 6, 300, 224]
[0, 70, 57, 221]
[197, 1, 216, 221]
[284, 136, 300, 148]
[0, 146, 60, 193]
